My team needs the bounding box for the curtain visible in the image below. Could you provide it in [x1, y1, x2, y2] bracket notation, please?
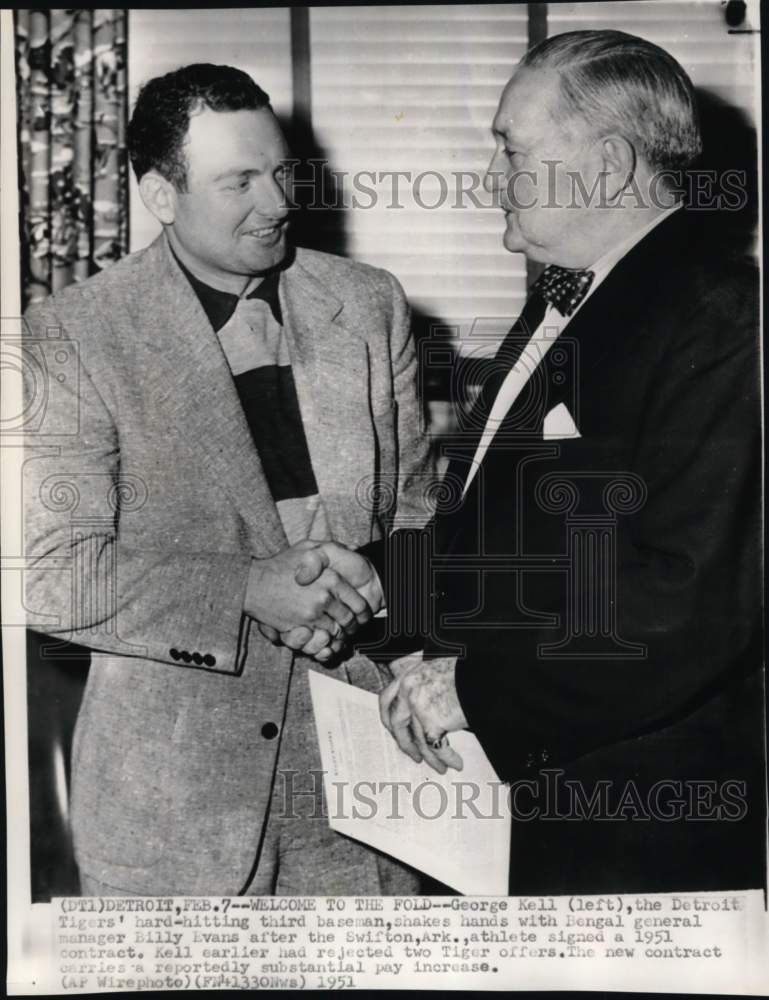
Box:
[14, 9, 129, 897]
[15, 8, 129, 307]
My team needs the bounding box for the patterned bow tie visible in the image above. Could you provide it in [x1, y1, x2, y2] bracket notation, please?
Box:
[531, 265, 595, 317]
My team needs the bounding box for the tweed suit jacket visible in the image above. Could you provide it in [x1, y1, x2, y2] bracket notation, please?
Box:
[22, 233, 432, 894]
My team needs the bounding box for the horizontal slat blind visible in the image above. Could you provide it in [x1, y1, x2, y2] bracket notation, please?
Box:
[128, 8, 292, 252]
[127, 5, 757, 342]
[547, 1, 759, 121]
[310, 4, 530, 353]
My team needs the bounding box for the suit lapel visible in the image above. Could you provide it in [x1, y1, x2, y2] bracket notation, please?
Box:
[549, 208, 694, 387]
[135, 235, 287, 556]
[457, 210, 694, 513]
[280, 254, 374, 543]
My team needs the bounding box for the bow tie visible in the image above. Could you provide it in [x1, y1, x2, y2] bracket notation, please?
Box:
[531, 265, 595, 317]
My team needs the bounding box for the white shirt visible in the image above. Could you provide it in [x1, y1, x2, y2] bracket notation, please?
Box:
[462, 206, 681, 497]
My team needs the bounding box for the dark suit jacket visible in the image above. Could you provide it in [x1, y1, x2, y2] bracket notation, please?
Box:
[366, 209, 765, 894]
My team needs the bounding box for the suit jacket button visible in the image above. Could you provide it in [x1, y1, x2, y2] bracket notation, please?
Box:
[170, 648, 181, 660]
[261, 722, 279, 740]
[192, 652, 203, 665]
[181, 650, 192, 663]
[203, 654, 216, 667]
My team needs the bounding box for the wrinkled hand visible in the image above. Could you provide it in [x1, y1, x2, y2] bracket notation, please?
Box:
[257, 542, 383, 663]
[379, 656, 467, 773]
[247, 540, 371, 640]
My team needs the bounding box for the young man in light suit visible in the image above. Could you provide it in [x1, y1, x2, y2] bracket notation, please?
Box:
[22, 64, 432, 896]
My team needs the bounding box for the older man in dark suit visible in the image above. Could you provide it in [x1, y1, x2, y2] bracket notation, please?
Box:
[23, 64, 432, 896]
[298, 30, 763, 894]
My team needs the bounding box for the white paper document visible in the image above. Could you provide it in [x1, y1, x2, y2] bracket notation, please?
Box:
[309, 670, 511, 895]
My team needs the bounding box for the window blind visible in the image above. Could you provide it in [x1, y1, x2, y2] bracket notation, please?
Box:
[127, 4, 758, 338]
[128, 8, 292, 252]
[310, 4, 530, 355]
[547, 0, 759, 120]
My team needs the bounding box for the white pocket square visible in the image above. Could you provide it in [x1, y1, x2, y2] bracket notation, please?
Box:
[543, 402, 581, 440]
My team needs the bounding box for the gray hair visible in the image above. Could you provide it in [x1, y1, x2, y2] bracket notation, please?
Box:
[520, 30, 702, 173]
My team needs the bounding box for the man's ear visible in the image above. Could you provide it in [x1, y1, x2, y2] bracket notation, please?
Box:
[138, 171, 177, 225]
[600, 135, 637, 200]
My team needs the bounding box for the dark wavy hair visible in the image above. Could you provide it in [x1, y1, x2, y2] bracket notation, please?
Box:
[127, 63, 271, 190]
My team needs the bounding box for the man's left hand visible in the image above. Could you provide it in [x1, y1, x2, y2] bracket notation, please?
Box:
[379, 656, 468, 773]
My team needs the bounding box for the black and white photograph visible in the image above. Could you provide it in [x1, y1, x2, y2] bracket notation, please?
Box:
[2, 1, 766, 993]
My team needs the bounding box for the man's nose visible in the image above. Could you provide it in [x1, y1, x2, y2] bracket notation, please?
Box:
[255, 174, 290, 220]
[483, 148, 506, 195]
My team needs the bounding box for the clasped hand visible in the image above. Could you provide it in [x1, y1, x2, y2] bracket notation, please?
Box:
[249, 540, 383, 662]
[252, 541, 468, 773]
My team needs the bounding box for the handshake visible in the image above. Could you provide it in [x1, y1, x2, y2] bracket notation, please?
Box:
[245, 539, 383, 662]
[245, 538, 467, 774]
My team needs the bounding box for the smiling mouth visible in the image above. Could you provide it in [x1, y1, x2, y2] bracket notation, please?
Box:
[245, 222, 286, 239]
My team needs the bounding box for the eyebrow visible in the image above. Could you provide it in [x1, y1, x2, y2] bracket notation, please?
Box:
[212, 167, 259, 183]
[211, 157, 292, 184]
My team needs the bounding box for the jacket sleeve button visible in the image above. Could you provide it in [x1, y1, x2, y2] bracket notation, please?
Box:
[192, 652, 203, 665]
[181, 650, 192, 663]
[170, 648, 181, 660]
[203, 654, 216, 667]
[261, 722, 279, 740]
